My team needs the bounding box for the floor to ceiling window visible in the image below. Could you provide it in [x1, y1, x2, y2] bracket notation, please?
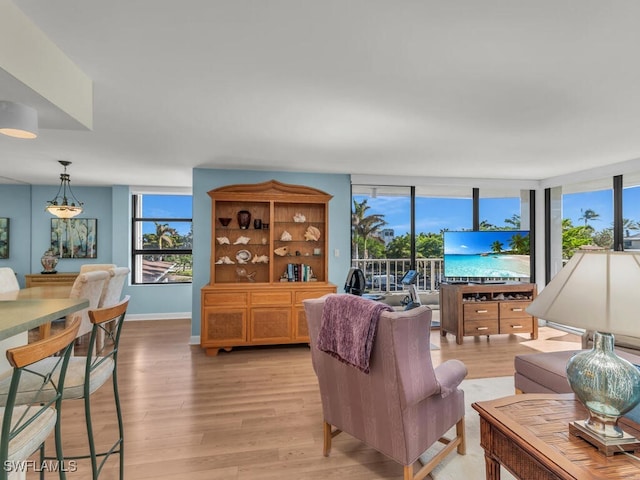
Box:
[478, 188, 522, 230]
[562, 179, 613, 258]
[351, 185, 411, 291]
[414, 186, 472, 290]
[623, 174, 640, 251]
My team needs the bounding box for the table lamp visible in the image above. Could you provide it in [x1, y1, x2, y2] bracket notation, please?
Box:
[526, 249, 640, 453]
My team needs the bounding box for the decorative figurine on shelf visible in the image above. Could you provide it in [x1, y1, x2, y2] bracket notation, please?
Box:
[237, 210, 251, 229]
[41, 249, 58, 274]
[280, 230, 292, 241]
[236, 267, 256, 282]
[293, 213, 306, 222]
[274, 246, 289, 256]
[233, 236, 250, 245]
[216, 236, 230, 245]
[304, 226, 321, 241]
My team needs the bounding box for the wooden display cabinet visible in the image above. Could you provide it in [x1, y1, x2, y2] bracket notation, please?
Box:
[439, 282, 537, 345]
[200, 180, 337, 356]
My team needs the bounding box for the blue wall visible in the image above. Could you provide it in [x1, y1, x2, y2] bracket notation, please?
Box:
[0, 184, 192, 317]
[191, 169, 351, 337]
[1, 169, 351, 327]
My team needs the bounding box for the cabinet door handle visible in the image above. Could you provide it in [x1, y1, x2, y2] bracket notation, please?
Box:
[511, 308, 523, 312]
[511, 325, 523, 329]
[476, 326, 489, 331]
[476, 309, 488, 314]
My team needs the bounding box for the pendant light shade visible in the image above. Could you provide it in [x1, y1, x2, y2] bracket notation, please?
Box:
[0, 101, 38, 139]
[45, 161, 84, 218]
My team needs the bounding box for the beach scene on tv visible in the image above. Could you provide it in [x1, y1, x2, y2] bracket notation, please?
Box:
[443, 230, 530, 279]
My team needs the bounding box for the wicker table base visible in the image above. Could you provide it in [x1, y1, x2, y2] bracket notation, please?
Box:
[472, 394, 640, 480]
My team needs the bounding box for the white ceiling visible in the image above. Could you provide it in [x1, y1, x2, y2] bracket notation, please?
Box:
[3, 0, 640, 188]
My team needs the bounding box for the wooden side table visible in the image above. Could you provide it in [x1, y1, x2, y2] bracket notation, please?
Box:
[25, 272, 79, 288]
[472, 394, 640, 480]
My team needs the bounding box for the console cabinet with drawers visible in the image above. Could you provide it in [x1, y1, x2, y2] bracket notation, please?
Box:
[439, 282, 538, 345]
[200, 180, 337, 356]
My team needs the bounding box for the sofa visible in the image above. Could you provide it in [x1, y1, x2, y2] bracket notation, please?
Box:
[514, 330, 640, 423]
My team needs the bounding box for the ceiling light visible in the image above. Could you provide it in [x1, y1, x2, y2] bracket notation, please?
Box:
[45, 161, 84, 218]
[0, 101, 38, 139]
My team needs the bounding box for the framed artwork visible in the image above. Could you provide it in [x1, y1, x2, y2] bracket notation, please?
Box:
[51, 218, 97, 258]
[0, 218, 8, 259]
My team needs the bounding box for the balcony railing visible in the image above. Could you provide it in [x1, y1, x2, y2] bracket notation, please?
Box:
[350, 258, 444, 293]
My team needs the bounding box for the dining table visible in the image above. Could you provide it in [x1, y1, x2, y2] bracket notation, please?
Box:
[0, 285, 87, 341]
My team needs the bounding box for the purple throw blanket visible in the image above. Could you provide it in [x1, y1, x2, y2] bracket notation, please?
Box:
[317, 294, 392, 374]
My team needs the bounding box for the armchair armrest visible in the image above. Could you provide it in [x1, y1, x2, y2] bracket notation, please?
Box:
[435, 359, 467, 398]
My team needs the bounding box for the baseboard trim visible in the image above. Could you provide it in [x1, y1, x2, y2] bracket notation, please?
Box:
[125, 312, 191, 321]
[189, 335, 200, 345]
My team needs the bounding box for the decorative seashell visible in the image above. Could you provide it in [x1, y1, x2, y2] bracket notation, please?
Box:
[233, 236, 250, 245]
[235, 250, 251, 264]
[274, 246, 289, 256]
[280, 230, 292, 241]
[251, 254, 269, 264]
[216, 236, 230, 245]
[304, 226, 321, 241]
[236, 267, 256, 282]
[293, 213, 306, 223]
[215, 256, 235, 264]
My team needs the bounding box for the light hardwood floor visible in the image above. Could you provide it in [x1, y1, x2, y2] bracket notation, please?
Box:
[29, 319, 581, 479]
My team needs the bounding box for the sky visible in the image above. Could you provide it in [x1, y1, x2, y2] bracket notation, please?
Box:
[141, 194, 192, 235]
[354, 186, 640, 237]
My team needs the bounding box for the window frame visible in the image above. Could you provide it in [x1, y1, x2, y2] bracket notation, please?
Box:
[131, 192, 193, 285]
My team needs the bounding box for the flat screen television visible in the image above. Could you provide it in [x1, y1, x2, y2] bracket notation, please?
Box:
[443, 230, 531, 281]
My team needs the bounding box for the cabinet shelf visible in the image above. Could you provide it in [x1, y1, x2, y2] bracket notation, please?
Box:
[201, 180, 337, 356]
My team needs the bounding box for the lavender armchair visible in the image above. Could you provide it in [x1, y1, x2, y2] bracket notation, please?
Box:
[304, 295, 467, 480]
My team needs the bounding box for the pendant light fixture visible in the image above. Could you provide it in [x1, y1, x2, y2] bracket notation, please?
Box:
[45, 161, 84, 218]
[0, 101, 38, 139]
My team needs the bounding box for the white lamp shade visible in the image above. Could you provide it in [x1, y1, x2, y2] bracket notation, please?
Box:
[526, 250, 640, 337]
[0, 101, 38, 139]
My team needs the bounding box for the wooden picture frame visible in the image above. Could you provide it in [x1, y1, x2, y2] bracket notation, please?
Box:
[51, 218, 97, 258]
[0, 218, 8, 259]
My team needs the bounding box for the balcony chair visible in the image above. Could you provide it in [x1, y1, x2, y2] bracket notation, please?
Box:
[1, 297, 130, 480]
[304, 294, 467, 480]
[0, 318, 80, 480]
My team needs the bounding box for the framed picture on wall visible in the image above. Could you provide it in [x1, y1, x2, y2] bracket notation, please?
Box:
[51, 218, 97, 258]
[0, 218, 8, 259]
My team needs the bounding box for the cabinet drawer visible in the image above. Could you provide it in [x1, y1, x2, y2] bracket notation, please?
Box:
[499, 302, 531, 319]
[463, 302, 498, 320]
[251, 291, 292, 306]
[203, 291, 248, 307]
[463, 318, 499, 336]
[499, 317, 533, 334]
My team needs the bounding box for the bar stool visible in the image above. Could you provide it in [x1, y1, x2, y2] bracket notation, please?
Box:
[0, 297, 129, 479]
[51, 295, 130, 480]
[0, 318, 80, 480]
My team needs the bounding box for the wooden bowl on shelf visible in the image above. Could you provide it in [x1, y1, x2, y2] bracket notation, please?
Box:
[218, 217, 232, 227]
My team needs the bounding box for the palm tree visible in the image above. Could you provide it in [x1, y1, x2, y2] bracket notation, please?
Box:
[508, 232, 529, 254]
[579, 208, 600, 227]
[155, 222, 177, 249]
[490, 240, 504, 253]
[351, 199, 387, 259]
[504, 214, 521, 229]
